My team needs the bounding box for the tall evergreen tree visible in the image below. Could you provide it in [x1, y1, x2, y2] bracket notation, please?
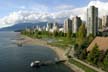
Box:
[87, 34, 94, 44]
[74, 24, 86, 58]
[103, 50, 108, 71]
[80, 49, 87, 60]
[87, 44, 100, 64]
[76, 24, 86, 48]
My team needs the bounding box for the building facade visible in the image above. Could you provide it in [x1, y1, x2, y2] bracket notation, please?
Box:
[72, 16, 82, 33]
[64, 18, 72, 34]
[87, 6, 98, 36]
[52, 22, 59, 32]
[102, 15, 108, 28]
[98, 18, 102, 29]
[46, 22, 53, 31]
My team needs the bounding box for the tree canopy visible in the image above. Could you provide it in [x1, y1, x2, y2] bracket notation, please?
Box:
[76, 24, 86, 47]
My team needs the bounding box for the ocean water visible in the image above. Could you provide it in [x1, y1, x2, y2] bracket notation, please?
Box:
[0, 32, 73, 72]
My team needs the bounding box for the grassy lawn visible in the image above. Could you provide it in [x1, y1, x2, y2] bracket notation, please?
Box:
[22, 31, 76, 49]
[48, 37, 75, 50]
[69, 58, 97, 72]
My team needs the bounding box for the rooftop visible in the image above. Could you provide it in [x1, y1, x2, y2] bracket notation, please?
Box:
[87, 37, 108, 51]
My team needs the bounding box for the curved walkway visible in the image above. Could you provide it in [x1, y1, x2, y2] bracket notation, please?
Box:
[72, 58, 105, 72]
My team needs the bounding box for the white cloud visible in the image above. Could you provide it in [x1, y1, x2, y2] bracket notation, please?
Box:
[20, 6, 26, 9]
[0, 0, 108, 28]
[88, 0, 108, 17]
[55, 5, 74, 11]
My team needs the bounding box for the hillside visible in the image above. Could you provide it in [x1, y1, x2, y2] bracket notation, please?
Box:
[0, 22, 47, 31]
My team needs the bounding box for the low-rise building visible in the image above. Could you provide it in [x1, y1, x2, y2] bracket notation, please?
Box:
[87, 37, 108, 51]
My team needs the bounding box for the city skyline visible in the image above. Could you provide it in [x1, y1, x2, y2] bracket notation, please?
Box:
[0, 0, 108, 28]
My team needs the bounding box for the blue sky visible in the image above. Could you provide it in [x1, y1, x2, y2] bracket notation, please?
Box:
[0, 0, 107, 17]
[0, 0, 93, 17]
[0, 0, 108, 28]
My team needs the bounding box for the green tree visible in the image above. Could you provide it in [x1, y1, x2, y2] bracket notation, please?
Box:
[58, 31, 64, 37]
[87, 34, 94, 44]
[67, 31, 72, 38]
[103, 50, 108, 71]
[53, 31, 58, 37]
[74, 24, 87, 58]
[97, 51, 105, 67]
[87, 44, 100, 65]
[76, 24, 86, 48]
[79, 49, 87, 60]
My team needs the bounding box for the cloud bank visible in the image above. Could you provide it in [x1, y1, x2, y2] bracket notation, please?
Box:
[0, 0, 108, 28]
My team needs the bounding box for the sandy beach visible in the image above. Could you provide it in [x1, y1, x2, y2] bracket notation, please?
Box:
[18, 35, 67, 60]
[16, 35, 84, 72]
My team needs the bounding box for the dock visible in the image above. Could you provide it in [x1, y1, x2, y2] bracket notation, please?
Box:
[30, 59, 67, 68]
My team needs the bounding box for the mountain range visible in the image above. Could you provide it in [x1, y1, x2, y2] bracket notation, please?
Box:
[0, 22, 47, 31]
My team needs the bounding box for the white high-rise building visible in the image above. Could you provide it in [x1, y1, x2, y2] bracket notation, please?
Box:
[102, 16, 108, 28]
[64, 18, 72, 34]
[98, 18, 102, 29]
[46, 22, 53, 31]
[52, 22, 59, 32]
[87, 6, 98, 36]
[72, 16, 82, 33]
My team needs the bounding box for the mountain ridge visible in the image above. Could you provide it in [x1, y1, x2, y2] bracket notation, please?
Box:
[0, 22, 47, 31]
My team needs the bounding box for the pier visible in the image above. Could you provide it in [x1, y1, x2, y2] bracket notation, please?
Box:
[30, 59, 67, 68]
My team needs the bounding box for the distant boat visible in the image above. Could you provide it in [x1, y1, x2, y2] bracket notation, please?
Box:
[30, 61, 40, 68]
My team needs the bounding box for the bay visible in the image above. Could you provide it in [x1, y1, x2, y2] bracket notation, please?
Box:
[0, 32, 73, 72]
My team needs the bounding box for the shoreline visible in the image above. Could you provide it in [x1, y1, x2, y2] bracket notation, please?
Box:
[17, 35, 84, 72]
[18, 35, 67, 60]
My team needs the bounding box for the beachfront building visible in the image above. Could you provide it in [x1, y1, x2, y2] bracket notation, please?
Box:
[52, 22, 59, 31]
[98, 16, 108, 36]
[42, 26, 46, 31]
[46, 22, 53, 31]
[102, 15, 108, 28]
[72, 16, 82, 33]
[64, 18, 72, 34]
[98, 18, 102, 29]
[59, 28, 64, 32]
[87, 6, 98, 36]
